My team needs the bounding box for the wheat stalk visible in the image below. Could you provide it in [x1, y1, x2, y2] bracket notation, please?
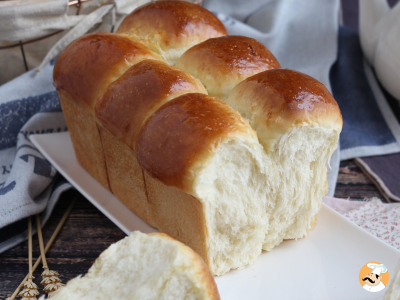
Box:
[18, 216, 39, 300]
[6, 195, 78, 300]
[36, 214, 64, 298]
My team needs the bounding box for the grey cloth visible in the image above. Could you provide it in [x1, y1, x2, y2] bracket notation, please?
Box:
[0, 0, 341, 253]
[204, 0, 340, 195]
[0, 0, 83, 42]
[356, 155, 400, 202]
[0, 0, 152, 73]
[0, 0, 148, 42]
[330, 26, 400, 160]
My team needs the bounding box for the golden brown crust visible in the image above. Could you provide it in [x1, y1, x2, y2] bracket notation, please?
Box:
[99, 127, 156, 227]
[180, 245, 220, 300]
[179, 240, 220, 300]
[176, 35, 280, 99]
[116, 1, 227, 63]
[148, 233, 220, 300]
[135, 93, 256, 193]
[59, 90, 110, 190]
[95, 60, 207, 150]
[235, 68, 342, 128]
[226, 69, 343, 150]
[53, 32, 162, 112]
[117, 1, 227, 42]
[179, 35, 280, 76]
[145, 172, 210, 267]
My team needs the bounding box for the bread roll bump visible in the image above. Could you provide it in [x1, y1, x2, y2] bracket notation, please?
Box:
[226, 69, 343, 250]
[176, 35, 280, 100]
[136, 93, 258, 194]
[227, 69, 342, 150]
[54, 32, 163, 112]
[117, 0, 228, 65]
[95, 60, 207, 150]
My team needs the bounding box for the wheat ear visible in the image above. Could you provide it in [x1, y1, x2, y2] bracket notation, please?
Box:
[7, 195, 78, 300]
[36, 214, 64, 298]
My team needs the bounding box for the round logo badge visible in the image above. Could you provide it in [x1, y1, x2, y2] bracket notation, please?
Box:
[359, 262, 389, 292]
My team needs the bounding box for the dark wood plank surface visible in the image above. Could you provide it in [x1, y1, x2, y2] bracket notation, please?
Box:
[0, 160, 385, 299]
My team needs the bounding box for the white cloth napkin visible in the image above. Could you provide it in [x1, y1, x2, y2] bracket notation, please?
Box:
[324, 196, 400, 250]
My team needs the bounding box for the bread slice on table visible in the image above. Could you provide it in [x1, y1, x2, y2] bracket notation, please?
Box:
[50, 231, 220, 300]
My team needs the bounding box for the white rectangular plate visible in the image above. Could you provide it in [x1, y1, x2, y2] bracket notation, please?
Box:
[31, 132, 400, 300]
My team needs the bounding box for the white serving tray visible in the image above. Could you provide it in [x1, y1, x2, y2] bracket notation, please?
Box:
[31, 132, 400, 300]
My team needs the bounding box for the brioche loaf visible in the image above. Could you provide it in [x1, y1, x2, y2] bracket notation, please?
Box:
[54, 0, 342, 276]
[50, 231, 220, 300]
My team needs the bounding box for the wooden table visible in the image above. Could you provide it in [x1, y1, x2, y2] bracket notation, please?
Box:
[0, 159, 386, 298]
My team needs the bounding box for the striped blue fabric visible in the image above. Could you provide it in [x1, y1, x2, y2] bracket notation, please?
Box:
[0, 62, 71, 253]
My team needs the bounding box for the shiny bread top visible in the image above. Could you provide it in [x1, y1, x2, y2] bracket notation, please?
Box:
[53, 32, 162, 112]
[95, 60, 207, 149]
[176, 35, 280, 99]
